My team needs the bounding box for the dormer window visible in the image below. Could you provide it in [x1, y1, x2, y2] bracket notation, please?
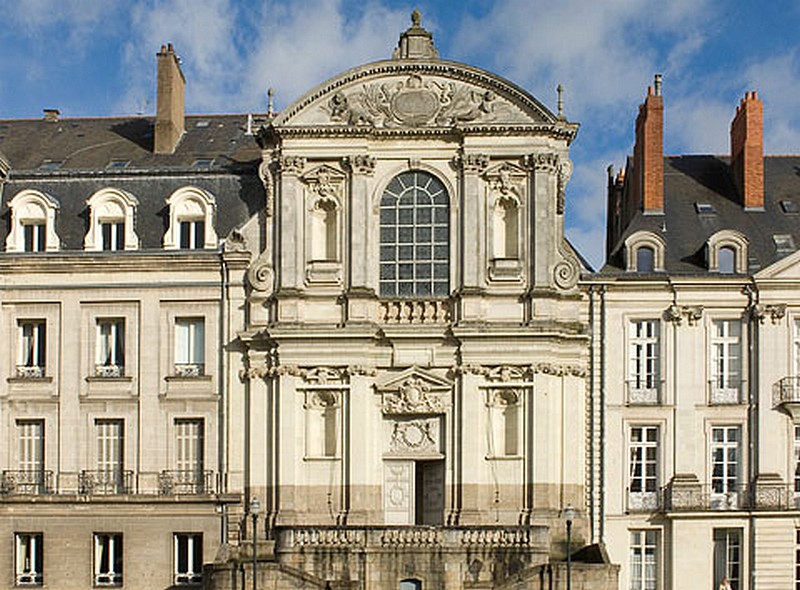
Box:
[5, 190, 60, 253]
[84, 188, 139, 252]
[624, 231, 665, 273]
[163, 187, 218, 250]
[707, 230, 748, 274]
[636, 246, 655, 273]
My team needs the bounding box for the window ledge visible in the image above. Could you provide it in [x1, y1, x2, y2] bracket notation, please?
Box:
[165, 374, 213, 383]
[85, 376, 133, 383]
[7, 376, 53, 384]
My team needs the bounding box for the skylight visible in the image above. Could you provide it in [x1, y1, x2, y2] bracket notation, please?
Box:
[773, 234, 796, 254]
[107, 160, 129, 169]
[195, 120, 210, 128]
[192, 158, 213, 168]
[780, 200, 799, 214]
[694, 202, 716, 215]
[38, 160, 62, 170]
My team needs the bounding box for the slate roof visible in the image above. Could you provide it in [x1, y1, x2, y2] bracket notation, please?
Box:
[0, 114, 265, 250]
[603, 155, 800, 275]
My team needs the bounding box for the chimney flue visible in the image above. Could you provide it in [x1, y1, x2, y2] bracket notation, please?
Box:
[154, 43, 185, 154]
[43, 109, 60, 122]
[730, 91, 764, 209]
[633, 76, 664, 213]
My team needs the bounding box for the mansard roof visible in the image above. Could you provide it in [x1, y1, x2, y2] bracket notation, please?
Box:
[0, 114, 264, 250]
[602, 154, 800, 275]
[269, 59, 578, 142]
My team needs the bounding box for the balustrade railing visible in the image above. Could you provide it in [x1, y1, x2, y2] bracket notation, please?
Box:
[174, 363, 204, 377]
[15, 364, 45, 379]
[79, 469, 134, 495]
[379, 300, 451, 324]
[94, 364, 124, 378]
[159, 470, 214, 495]
[1, 470, 53, 494]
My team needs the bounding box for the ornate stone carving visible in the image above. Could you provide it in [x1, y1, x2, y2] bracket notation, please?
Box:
[531, 362, 587, 378]
[304, 390, 339, 409]
[325, 73, 515, 128]
[487, 389, 520, 407]
[553, 258, 579, 289]
[486, 365, 527, 382]
[343, 154, 376, 176]
[302, 367, 345, 384]
[247, 259, 274, 293]
[455, 153, 490, 174]
[346, 365, 378, 377]
[557, 159, 573, 215]
[453, 363, 586, 379]
[751, 303, 786, 324]
[525, 152, 559, 173]
[485, 163, 525, 201]
[223, 229, 248, 253]
[389, 419, 439, 453]
[666, 305, 704, 326]
[279, 156, 307, 175]
[258, 157, 275, 217]
[665, 304, 683, 324]
[383, 377, 444, 415]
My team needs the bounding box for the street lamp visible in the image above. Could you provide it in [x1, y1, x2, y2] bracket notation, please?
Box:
[250, 496, 261, 590]
[562, 505, 576, 590]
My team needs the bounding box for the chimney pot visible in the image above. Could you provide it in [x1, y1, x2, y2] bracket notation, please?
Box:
[43, 109, 60, 122]
[633, 80, 664, 213]
[154, 43, 186, 154]
[730, 90, 764, 209]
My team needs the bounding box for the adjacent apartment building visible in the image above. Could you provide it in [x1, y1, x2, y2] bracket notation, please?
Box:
[594, 78, 800, 589]
[0, 15, 618, 590]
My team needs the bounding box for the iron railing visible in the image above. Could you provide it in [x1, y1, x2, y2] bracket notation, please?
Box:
[1, 470, 53, 494]
[159, 470, 215, 495]
[79, 469, 134, 495]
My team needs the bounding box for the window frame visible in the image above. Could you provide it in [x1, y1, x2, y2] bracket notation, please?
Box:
[629, 529, 658, 590]
[379, 170, 450, 299]
[174, 318, 205, 377]
[713, 528, 742, 590]
[624, 231, 665, 273]
[628, 319, 661, 404]
[83, 188, 139, 252]
[95, 318, 126, 378]
[709, 319, 742, 404]
[17, 319, 46, 378]
[174, 533, 203, 586]
[707, 230, 748, 274]
[15, 532, 44, 586]
[163, 187, 217, 250]
[628, 425, 659, 511]
[709, 425, 741, 509]
[93, 532, 123, 587]
[5, 190, 60, 253]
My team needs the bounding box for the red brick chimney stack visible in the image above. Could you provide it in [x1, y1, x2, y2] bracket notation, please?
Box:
[633, 74, 664, 213]
[154, 43, 186, 155]
[730, 91, 764, 209]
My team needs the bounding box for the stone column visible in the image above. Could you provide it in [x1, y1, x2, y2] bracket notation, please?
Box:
[345, 155, 377, 323]
[456, 153, 489, 323]
[526, 153, 559, 289]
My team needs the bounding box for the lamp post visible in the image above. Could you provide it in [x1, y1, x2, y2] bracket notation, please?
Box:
[250, 496, 261, 590]
[562, 505, 575, 590]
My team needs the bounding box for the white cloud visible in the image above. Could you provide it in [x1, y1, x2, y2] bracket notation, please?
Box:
[743, 51, 800, 153]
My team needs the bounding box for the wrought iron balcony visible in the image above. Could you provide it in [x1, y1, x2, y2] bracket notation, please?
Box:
[773, 377, 800, 419]
[16, 570, 43, 586]
[94, 364, 124, 378]
[174, 363, 204, 377]
[79, 469, 133, 495]
[626, 488, 661, 512]
[174, 572, 203, 586]
[626, 380, 661, 405]
[159, 470, 215, 495]
[661, 482, 748, 511]
[708, 380, 742, 404]
[15, 364, 45, 379]
[1, 470, 53, 494]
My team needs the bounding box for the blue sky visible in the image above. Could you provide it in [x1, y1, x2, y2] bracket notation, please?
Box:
[2, 0, 799, 269]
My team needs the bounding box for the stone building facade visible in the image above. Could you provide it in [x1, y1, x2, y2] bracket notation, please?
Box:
[0, 15, 617, 590]
[595, 79, 800, 590]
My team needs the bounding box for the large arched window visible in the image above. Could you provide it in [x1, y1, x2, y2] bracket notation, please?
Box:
[379, 171, 449, 298]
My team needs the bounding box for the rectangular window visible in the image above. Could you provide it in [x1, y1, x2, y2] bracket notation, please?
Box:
[713, 528, 741, 590]
[22, 223, 46, 252]
[175, 318, 205, 376]
[710, 426, 740, 509]
[17, 420, 45, 493]
[96, 319, 125, 377]
[174, 533, 203, 585]
[96, 419, 125, 494]
[94, 533, 123, 586]
[15, 533, 43, 586]
[710, 320, 741, 403]
[629, 530, 657, 590]
[100, 221, 125, 251]
[175, 419, 205, 493]
[628, 426, 659, 511]
[629, 320, 660, 403]
[17, 320, 46, 378]
[179, 220, 205, 249]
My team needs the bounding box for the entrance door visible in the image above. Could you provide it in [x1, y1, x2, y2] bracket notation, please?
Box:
[417, 460, 444, 525]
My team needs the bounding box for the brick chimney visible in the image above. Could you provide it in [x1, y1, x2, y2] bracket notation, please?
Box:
[154, 43, 185, 155]
[632, 75, 664, 213]
[730, 91, 764, 209]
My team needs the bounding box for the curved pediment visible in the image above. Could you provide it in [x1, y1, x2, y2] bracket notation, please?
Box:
[272, 60, 574, 137]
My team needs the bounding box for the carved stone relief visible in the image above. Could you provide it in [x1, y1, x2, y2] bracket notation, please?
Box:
[323, 73, 522, 128]
[303, 390, 340, 409]
[455, 153, 490, 175]
[279, 155, 307, 176]
[382, 377, 445, 415]
[343, 154, 376, 176]
[388, 418, 440, 454]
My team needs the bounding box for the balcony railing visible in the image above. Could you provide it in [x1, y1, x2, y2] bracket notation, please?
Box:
[379, 300, 451, 324]
[280, 525, 548, 550]
[174, 363, 204, 377]
[16, 570, 43, 586]
[15, 364, 45, 379]
[708, 380, 742, 404]
[159, 470, 215, 495]
[626, 488, 661, 512]
[1, 470, 53, 494]
[774, 376, 800, 407]
[656, 482, 800, 511]
[626, 380, 661, 405]
[79, 469, 134, 495]
[174, 572, 203, 586]
[94, 364, 124, 378]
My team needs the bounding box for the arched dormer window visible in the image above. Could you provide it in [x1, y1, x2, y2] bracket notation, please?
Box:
[163, 187, 218, 250]
[707, 230, 748, 274]
[84, 188, 139, 251]
[379, 170, 449, 298]
[5, 190, 60, 253]
[624, 231, 666, 273]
